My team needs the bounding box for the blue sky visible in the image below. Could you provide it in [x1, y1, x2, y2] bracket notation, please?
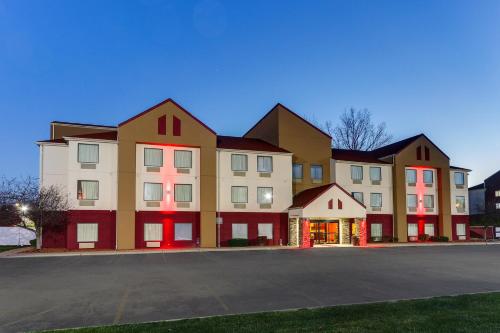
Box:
[1, 0, 499, 185]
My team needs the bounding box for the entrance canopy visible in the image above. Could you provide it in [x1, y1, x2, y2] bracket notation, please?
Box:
[288, 183, 366, 219]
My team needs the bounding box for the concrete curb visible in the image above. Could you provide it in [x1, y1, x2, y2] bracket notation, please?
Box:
[0, 246, 34, 257]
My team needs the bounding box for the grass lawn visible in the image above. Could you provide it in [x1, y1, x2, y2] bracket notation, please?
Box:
[0, 245, 24, 252]
[41, 292, 500, 333]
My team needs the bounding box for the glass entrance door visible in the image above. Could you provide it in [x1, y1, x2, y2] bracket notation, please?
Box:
[310, 221, 339, 244]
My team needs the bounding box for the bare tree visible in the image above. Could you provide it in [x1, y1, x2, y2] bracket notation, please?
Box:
[327, 108, 392, 150]
[0, 177, 68, 249]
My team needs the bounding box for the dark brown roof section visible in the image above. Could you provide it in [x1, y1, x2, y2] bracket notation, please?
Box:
[243, 103, 332, 140]
[51, 121, 116, 129]
[67, 131, 118, 141]
[37, 138, 67, 144]
[332, 149, 391, 164]
[371, 133, 450, 159]
[217, 136, 290, 153]
[450, 165, 471, 172]
[290, 183, 366, 209]
[468, 183, 484, 191]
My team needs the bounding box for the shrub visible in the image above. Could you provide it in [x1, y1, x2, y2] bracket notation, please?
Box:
[30, 239, 36, 247]
[418, 234, 429, 241]
[429, 236, 449, 242]
[256, 236, 268, 246]
[228, 238, 248, 247]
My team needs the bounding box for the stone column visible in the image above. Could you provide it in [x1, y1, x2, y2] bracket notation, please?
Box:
[288, 218, 299, 246]
[340, 219, 351, 244]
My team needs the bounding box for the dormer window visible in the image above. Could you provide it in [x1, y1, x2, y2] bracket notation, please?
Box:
[78, 143, 99, 164]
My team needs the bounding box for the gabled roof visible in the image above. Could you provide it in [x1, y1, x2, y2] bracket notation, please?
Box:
[118, 98, 216, 134]
[217, 136, 290, 153]
[450, 165, 471, 172]
[51, 121, 116, 129]
[371, 133, 450, 159]
[332, 148, 391, 164]
[243, 103, 332, 139]
[485, 170, 500, 183]
[290, 183, 366, 209]
[469, 183, 485, 191]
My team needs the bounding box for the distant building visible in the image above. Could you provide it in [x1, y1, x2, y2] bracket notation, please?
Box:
[468, 170, 500, 225]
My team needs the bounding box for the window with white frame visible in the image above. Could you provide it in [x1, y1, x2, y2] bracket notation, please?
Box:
[144, 148, 163, 167]
[77, 180, 99, 200]
[174, 150, 192, 169]
[454, 172, 465, 185]
[258, 223, 273, 239]
[231, 186, 248, 203]
[77, 223, 98, 242]
[370, 193, 382, 208]
[407, 194, 417, 209]
[370, 167, 381, 182]
[174, 223, 192, 241]
[144, 223, 163, 241]
[406, 169, 417, 185]
[424, 195, 434, 208]
[351, 165, 363, 182]
[78, 143, 99, 164]
[174, 184, 192, 202]
[352, 192, 364, 204]
[495, 190, 500, 197]
[257, 156, 273, 173]
[371, 223, 382, 240]
[424, 223, 435, 236]
[232, 223, 248, 239]
[292, 163, 303, 180]
[257, 187, 273, 204]
[456, 196, 466, 212]
[423, 170, 433, 184]
[311, 165, 323, 181]
[231, 154, 248, 171]
[144, 182, 162, 201]
[408, 223, 418, 237]
[496, 203, 500, 210]
[456, 223, 466, 239]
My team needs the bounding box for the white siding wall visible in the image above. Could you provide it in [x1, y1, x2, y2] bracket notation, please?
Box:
[331, 160, 393, 215]
[217, 149, 293, 213]
[40, 144, 68, 191]
[135, 144, 200, 212]
[450, 170, 469, 215]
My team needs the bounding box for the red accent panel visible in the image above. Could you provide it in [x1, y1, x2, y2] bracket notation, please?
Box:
[218, 212, 288, 246]
[42, 224, 67, 248]
[158, 115, 166, 135]
[301, 219, 311, 248]
[359, 220, 367, 246]
[425, 146, 430, 161]
[338, 199, 343, 209]
[328, 199, 333, 209]
[451, 215, 470, 241]
[470, 225, 494, 239]
[173, 116, 181, 136]
[135, 211, 200, 249]
[416, 146, 422, 160]
[66, 210, 116, 250]
[366, 214, 393, 240]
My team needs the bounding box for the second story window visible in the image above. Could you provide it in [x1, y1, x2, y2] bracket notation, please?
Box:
[311, 165, 323, 182]
[424, 195, 434, 209]
[231, 154, 248, 171]
[495, 190, 500, 197]
[407, 194, 417, 210]
[174, 150, 192, 169]
[370, 193, 382, 208]
[144, 148, 163, 167]
[454, 172, 465, 186]
[174, 184, 192, 202]
[352, 192, 364, 204]
[423, 170, 433, 185]
[292, 163, 303, 180]
[257, 187, 273, 204]
[369, 167, 381, 183]
[257, 156, 273, 173]
[77, 180, 99, 200]
[351, 165, 363, 183]
[456, 196, 466, 212]
[231, 186, 248, 203]
[144, 182, 162, 201]
[78, 143, 99, 164]
[406, 169, 417, 185]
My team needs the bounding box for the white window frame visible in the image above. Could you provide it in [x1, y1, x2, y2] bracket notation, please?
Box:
[424, 195, 434, 208]
[174, 184, 192, 202]
[174, 150, 192, 169]
[231, 186, 248, 203]
[352, 192, 364, 204]
[77, 180, 99, 200]
[292, 163, 303, 180]
[369, 167, 382, 182]
[456, 196, 466, 212]
[406, 169, 417, 185]
[258, 223, 273, 239]
[496, 203, 500, 210]
[371, 223, 382, 239]
[408, 223, 418, 237]
[257, 156, 273, 173]
[370, 193, 382, 208]
[144, 223, 163, 241]
[495, 190, 500, 198]
[231, 154, 248, 171]
[257, 187, 273, 204]
[174, 223, 192, 241]
[232, 223, 248, 239]
[77, 223, 98, 242]
[144, 148, 163, 167]
[423, 170, 433, 184]
[351, 165, 363, 181]
[310, 165, 323, 181]
[424, 223, 435, 236]
[78, 143, 99, 164]
[144, 182, 163, 201]
[456, 223, 466, 240]
[454, 172, 465, 185]
[407, 194, 418, 208]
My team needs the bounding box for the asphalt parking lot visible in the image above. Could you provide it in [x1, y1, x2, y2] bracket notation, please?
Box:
[1, 245, 500, 332]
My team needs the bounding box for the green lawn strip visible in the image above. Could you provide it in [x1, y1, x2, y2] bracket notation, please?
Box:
[41, 292, 500, 333]
[0, 245, 24, 252]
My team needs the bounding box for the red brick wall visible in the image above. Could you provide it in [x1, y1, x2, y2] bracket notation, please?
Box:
[407, 215, 439, 240]
[66, 210, 116, 250]
[366, 214, 393, 241]
[451, 215, 470, 241]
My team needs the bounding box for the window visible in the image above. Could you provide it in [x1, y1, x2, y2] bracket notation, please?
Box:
[144, 182, 162, 201]
[407, 194, 417, 209]
[292, 163, 303, 180]
[352, 192, 364, 204]
[370, 193, 382, 208]
[456, 196, 465, 212]
[232, 223, 248, 239]
[174, 184, 192, 202]
[231, 154, 248, 171]
[423, 170, 433, 184]
[258, 223, 273, 239]
[77, 223, 98, 242]
[454, 172, 465, 185]
[408, 223, 418, 237]
[406, 169, 417, 185]
[311, 165, 323, 181]
[144, 223, 163, 241]
[370, 167, 381, 182]
[144, 148, 163, 167]
[456, 223, 466, 239]
[77, 180, 99, 200]
[231, 186, 248, 203]
[497, 203, 500, 210]
[495, 190, 500, 197]
[425, 223, 435, 236]
[174, 223, 192, 241]
[174, 150, 192, 169]
[257, 187, 273, 204]
[257, 156, 273, 173]
[371, 223, 382, 240]
[78, 143, 99, 163]
[424, 195, 434, 208]
[351, 165, 363, 182]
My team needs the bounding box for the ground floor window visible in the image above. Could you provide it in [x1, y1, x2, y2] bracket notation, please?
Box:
[174, 223, 192, 241]
[232, 223, 248, 239]
[371, 223, 382, 241]
[408, 223, 418, 241]
[424, 223, 435, 237]
[456, 223, 466, 240]
[144, 223, 163, 241]
[77, 223, 98, 242]
[258, 223, 273, 239]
